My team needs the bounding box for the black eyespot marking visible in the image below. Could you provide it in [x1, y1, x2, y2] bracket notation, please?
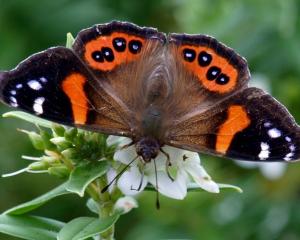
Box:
[198, 51, 212, 67]
[101, 47, 114, 62]
[112, 37, 126, 52]
[92, 51, 104, 62]
[128, 40, 142, 54]
[216, 73, 230, 85]
[206, 66, 221, 80]
[183, 48, 196, 62]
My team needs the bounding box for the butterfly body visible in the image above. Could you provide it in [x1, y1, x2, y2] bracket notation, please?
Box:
[0, 21, 299, 163]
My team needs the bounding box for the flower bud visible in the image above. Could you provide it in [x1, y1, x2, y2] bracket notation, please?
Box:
[48, 166, 70, 178]
[27, 132, 45, 150]
[28, 161, 49, 171]
[64, 128, 78, 141]
[61, 148, 77, 160]
[52, 124, 65, 137]
[114, 196, 138, 215]
[50, 137, 72, 149]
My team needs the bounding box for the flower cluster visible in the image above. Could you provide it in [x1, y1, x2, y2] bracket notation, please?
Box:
[107, 136, 219, 200]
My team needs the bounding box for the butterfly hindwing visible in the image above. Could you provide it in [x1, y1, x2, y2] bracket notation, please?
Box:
[167, 87, 300, 161]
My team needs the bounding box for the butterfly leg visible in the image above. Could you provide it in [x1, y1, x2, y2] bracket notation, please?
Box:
[131, 163, 145, 191]
[160, 148, 174, 181]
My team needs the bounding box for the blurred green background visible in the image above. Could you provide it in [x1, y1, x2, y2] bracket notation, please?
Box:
[0, 0, 300, 239]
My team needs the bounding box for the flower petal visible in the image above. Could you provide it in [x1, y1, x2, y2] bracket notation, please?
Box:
[114, 145, 137, 165]
[186, 164, 220, 193]
[107, 136, 131, 147]
[106, 168, 117, 193]
[148, 170, 188, 200]
[117, 166, 148, 196]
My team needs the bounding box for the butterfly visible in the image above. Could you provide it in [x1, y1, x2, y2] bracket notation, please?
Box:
[0, 21, 299, 164]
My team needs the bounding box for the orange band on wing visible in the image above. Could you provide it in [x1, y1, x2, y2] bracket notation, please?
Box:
[216, 105, 250, 154]
[177, 45, 238, 94]
[62, 73, 88, 124]
[84, 32, 145, 72]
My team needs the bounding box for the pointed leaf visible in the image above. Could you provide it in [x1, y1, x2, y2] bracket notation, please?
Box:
[57, 215, 119, 240]
[0, 214, 64, 240]
[3, 111, 53, 128]
[66, 161, 109, 197]
[5, 183, 72, 215]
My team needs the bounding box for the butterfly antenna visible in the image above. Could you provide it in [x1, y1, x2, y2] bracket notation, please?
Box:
[101, 155, 139, 193]
[153, 159, 160, 209]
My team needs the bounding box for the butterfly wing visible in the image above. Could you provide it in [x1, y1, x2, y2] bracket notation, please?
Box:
[0, 21, 166, 138]
[0, 47, 133, 136]
[72, 21, 166, 118]
[164, 34, 300, 161]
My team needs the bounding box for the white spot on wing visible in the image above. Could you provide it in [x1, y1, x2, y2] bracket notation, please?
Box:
[33, 97, 45, 115]
[289, 144, 296, 152]
[39, 77, 47, 83]
[284, 153, 294, 161]
[284, 144, 296, 161]
[16, 83, 23, 89]
[285, 136, 292, 142]
[10, 90, 16, 95]
[28, 80, 42, 90]
[268, 128, 282, 138]
[9, 96, 18, 107]
[258, 142, 270, 160]
[264, 122, 272, 128]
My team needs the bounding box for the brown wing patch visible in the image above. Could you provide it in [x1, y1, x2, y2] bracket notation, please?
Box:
[216, 105, 251, 154]
[62, 73, 88, 124]
[84, 32, 145, 72]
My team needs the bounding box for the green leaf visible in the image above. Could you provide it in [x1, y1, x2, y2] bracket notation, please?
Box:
[4, 183, 72, 215]
[3, 111, 53, 128]
[57, 215, 119, 240]
[66, 161, 109, 197]
[0, 214, 65, 240]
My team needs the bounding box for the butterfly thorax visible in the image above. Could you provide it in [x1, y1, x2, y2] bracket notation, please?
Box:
[135, 137, 161, 163]
[133, 105, 164, 162]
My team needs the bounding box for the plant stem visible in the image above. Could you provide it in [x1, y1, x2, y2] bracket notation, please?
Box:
[97, 176, 115, 240]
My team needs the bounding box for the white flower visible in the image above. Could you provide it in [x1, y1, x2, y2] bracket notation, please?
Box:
[107, 136, 219, 200]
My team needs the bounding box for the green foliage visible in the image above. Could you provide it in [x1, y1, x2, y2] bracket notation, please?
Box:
[4, 183, 71, 216]
[57, 215, 119, 240]
[0, 215, 64, 240]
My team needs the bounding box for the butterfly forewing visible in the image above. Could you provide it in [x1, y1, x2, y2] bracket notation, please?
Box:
[0, 47, 132, 136]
